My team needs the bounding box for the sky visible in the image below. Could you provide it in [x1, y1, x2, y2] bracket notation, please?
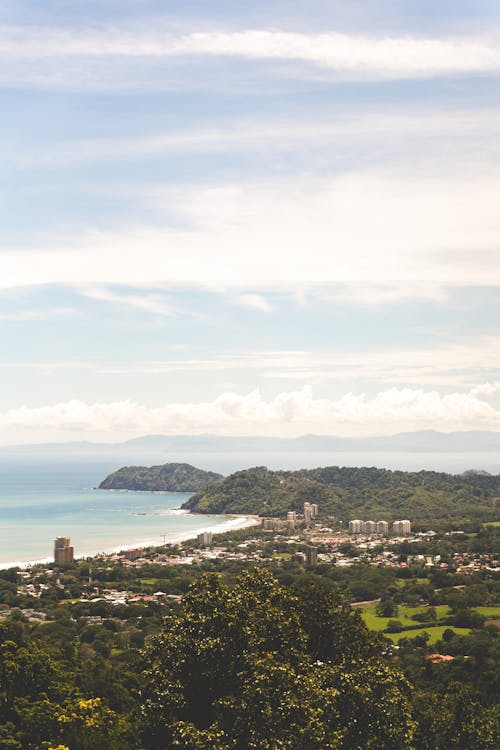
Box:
[1, 1, 500, 444]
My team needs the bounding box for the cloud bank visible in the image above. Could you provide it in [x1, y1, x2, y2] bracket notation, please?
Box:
[2, 385, 500, 441]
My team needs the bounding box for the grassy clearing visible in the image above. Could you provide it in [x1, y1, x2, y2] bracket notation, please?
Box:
[393, 577, 428, 587]
[139, 578, 167, 586]
[385, 626, 471, 645]
[358, 603, 450, 632]
[483, 520, 500, 526]
[473, 606, 500, 618]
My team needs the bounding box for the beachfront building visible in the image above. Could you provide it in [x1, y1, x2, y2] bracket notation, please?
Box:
[197, 531, 213, 546]
[123, 548, 144, 561]
[54, 536, 74, 563]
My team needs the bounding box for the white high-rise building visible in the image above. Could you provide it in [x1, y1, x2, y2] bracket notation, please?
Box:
[197, 531, 213, 546]
[348, 519, 363, 534]
[393, 520, 411, 536]
[363, 520, 377, 534]
[376, 520, 389, 535]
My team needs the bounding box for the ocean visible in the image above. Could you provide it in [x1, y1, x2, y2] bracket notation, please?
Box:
[0, 459, 240, 567]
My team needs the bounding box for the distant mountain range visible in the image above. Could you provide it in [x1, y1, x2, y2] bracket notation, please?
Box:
[2, 430, 500, 456]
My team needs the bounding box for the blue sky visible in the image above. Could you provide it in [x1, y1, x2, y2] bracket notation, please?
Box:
[1, 1, 500, 443]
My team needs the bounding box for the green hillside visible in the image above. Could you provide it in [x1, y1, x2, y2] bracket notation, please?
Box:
[182, 465, 500, 526]
[99, 462, 223, 492]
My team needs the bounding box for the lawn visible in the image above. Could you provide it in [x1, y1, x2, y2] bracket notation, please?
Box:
[358, 603, 450, 632]
[384, 626, 471, 645]
[473, 606, 500, 618]
[139, 577, 169, 587]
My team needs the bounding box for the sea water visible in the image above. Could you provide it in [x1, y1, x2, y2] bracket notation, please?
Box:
[0, 459, 235, 567]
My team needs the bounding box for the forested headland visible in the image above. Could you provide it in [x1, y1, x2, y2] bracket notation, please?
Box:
[183, 465, 500, 528]
[99, 463, 222, 492]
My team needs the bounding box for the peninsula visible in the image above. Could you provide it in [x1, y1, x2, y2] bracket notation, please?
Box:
[98, 462, 223, 492]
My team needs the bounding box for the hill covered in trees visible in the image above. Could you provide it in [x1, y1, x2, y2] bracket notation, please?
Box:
[183, 465, 500, 527]
[99, 462, 222, 492]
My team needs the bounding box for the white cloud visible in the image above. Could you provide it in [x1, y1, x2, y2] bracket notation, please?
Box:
[1, 384, 499, 439]
[2, 26, 500, 82]
[233, 294, 273, 313]
[1, 171, 499, 290]
[470, 381, 500, 397]
[12, 109, 500, 168]
[4, 335, 500, 389]
[0, 307, 75, 321]
[81, 287, 175, 316]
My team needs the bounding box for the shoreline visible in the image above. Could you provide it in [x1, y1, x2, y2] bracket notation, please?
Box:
[0, 512, 260, 571]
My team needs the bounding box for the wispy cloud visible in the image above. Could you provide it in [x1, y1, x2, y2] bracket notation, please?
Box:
[2, 26, 500, 82]
[81, 287, 176, 317]
[2, 171, 499, 290]
[233, 294, 273, 313]
[4, 336, 500, 389]
[11, 109, 500, 169]
[0, 307, 75, 321]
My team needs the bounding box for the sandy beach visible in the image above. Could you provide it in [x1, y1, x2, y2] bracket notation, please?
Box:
[0, 512, 261, 570]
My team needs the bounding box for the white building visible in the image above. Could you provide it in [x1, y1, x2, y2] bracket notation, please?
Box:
[197, 531, 213, 546]
[348, 519, 363, 534]
[376, 520, 389, 535]
[392, 520, 411, 536]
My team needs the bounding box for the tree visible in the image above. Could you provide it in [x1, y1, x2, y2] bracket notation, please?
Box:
[376, 599, 399, 618]
[413, 684, 499, 749]
[141, 569, 415, 750]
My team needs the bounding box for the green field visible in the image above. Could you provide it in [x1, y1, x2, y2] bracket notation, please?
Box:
[358, 601, 500, 642]
[359, 603, 450, 632]
[473, 606, 500, 618]
[384, 626, 471, 645]
[139, 578, 168, 587]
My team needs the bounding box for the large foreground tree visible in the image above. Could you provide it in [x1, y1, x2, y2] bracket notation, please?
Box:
[141, 569, 415, 750]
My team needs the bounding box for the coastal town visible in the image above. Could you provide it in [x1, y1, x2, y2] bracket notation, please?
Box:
[2, 501, 497, 633]
[1, 498, 498, 750]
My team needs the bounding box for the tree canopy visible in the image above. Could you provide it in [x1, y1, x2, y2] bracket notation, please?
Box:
[141, 569, 415, 750]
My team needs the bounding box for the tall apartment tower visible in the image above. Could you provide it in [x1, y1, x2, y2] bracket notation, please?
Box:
[54, 536, 74, 563]
[392, 520, 411, 536]
[376, 520, 389, 535]
[363, 520, 377, 535]
[348, 519, 363, 534]
[303, 502, 318, 523]
[197, 531, 213, 546]
[305, 545, 318, 566]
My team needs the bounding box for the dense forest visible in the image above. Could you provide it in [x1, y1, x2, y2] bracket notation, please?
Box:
[1, 563, 498, 750]
[184, 465, 500, 527]
[99, 463, 222, 492]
